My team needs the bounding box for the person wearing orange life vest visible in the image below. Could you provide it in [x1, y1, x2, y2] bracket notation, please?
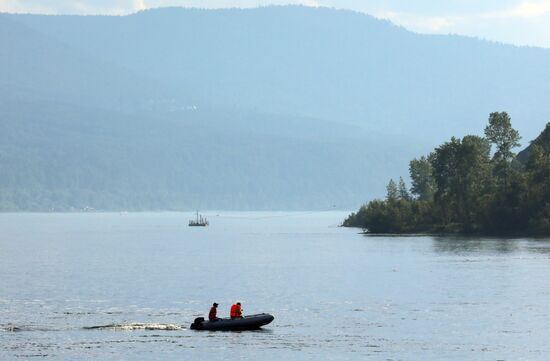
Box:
[230, 302, 243, 319]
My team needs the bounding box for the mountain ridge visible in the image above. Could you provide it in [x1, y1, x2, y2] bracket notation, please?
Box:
[1, 6, 549, 210]
[7, 6, 549, 140]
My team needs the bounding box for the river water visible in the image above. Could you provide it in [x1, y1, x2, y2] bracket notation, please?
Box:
[1, 212, 549, 360]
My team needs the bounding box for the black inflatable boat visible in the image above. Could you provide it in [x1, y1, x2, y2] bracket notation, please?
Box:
[190, 313, 274, 331]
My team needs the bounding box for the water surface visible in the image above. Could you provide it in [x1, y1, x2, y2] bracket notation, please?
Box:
[1, 212, 549, 360]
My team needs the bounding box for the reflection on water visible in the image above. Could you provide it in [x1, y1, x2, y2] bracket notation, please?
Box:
[432, 236, 550, 255]
[431, 237, 520, 254]
[1, 212, 550, 360]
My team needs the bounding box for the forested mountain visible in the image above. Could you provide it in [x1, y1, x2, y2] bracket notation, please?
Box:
[8, 6, 550, 140]
[1, 7, 550, 211]
[0, 15, 181, 111]
[1, 95, 418, 210]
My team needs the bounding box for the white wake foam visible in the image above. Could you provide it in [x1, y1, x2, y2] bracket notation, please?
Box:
[1, 325, 22, 332]
[85, 323, 184, 331]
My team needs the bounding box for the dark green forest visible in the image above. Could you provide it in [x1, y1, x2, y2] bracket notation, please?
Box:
[344, 113, 550, 235]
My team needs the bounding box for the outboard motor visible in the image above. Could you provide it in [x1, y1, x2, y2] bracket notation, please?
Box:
[190, 317, 205, 330]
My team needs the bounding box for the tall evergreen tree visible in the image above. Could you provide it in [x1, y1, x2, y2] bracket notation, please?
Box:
[386, 179, 398, 202]
[431, 137, 461, 224]
[398, 177, 411, 200]
[409, 155, 435, 201]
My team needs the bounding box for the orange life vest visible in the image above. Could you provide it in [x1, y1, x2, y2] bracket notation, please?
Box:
[230, 304, 242, 318]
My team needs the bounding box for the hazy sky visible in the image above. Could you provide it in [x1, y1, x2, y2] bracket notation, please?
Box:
[2, 0, 550, 48]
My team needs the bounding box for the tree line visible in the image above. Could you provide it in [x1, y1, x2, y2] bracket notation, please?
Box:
[344, 112, 550, 235]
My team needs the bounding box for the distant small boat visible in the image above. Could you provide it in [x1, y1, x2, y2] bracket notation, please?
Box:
[190, 313, 274, 331]
[189, 211, 209, 227]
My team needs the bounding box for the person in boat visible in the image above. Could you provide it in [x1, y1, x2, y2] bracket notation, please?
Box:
[230, 302, 243, 319]
[209, 302, 220, 321]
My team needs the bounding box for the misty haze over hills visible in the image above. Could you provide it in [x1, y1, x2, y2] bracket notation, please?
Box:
[1, 6, 549, 211]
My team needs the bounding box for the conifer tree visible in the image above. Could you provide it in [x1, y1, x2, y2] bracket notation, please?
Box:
[398, 177, 410, 200]
[386, 179, 398, 202]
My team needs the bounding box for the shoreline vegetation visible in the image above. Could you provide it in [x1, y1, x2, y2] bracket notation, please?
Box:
[343, 112, 550, 236]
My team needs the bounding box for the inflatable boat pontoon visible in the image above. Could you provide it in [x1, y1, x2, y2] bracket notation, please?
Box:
[190, 313, 274, 331]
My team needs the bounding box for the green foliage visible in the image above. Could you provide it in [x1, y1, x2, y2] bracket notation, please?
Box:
[344, 115, 550, 236]
[386, 179, 398, 202]
[398, 177, 411, 200]
[484, 112, 521, 192]
[517, 123, 550, 163]
[409, 156, 435, 201]
[485, 112, 521, 162]
[524, 143, 550, 234]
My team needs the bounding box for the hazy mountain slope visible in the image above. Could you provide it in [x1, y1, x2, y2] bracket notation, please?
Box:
[1, 11, 426, 211]
[2, 7, 549, 211]
[0, 96, 417, 210]
[11, 6, 550, 141]
[0, 14, 189, 111]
